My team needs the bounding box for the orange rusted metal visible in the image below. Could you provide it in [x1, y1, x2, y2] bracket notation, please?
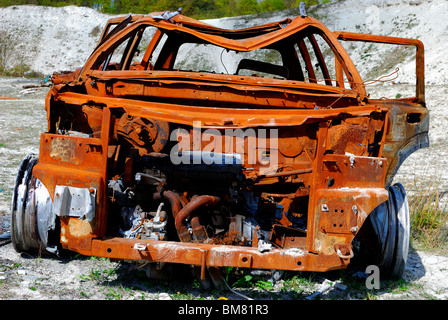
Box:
[10, 8, 429, 281]
[0, 96, 19, 99]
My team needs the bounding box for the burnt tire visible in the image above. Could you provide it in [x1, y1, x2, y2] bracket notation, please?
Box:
[10, 154, 58, 255]
[351, 183, 410, 279]
[10, 153, 39, 253]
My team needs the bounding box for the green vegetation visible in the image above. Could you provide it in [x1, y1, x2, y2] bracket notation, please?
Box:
[78, 257, 119, 282]
[232, 274, 274, 290]
[0, 0, 334, 20]
[407, 178, 448, 251]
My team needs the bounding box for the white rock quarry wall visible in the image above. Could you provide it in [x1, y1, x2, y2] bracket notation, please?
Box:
[308, 0, 448, 85]
[0, 5, 116, 75]
[0, 0, 447, 85]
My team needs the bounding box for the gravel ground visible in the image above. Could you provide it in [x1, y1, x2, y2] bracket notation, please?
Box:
[0, 235, 447, 301]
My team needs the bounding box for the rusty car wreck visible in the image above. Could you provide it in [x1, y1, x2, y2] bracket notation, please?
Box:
[11, 7, 428, 283]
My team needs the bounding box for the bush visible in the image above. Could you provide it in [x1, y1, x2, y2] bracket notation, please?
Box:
[0, 0, 336, 19]
[0, 39, 41, 78]
[259, 0, 286, 12]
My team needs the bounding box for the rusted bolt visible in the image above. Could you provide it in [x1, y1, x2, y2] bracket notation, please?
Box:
[349, 156, 355, 168]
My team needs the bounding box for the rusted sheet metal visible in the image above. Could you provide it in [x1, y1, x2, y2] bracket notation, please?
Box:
[334, 31, 425, 106]
[80, 15, 366, 97]
[11, 8, 429, 279]
[79, 237, 350, 273]
[0, 96, 19, 99]
[53, 91, 386, 129]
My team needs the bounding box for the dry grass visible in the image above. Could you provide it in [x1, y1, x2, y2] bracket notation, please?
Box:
[405, 178, 448, 251]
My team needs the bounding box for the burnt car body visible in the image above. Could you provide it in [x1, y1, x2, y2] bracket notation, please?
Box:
[11, 9, 428, 281]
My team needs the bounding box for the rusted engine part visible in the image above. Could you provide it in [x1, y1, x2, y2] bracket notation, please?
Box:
[106, 148, 304, 258]
[116, 113, 169, 155]
[50, 106, 171, 154]
[110, 163, 223, 244]
[153, 190, 221, 243]
[110, 179, 171, 242]
[112, 145, 309, 239]
[117, 202, 168, 240]
[174, 195, 221, 242]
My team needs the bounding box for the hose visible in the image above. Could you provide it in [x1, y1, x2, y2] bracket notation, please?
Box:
[175, 195, 220, 242]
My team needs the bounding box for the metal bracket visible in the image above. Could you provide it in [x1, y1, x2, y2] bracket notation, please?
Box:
[300, 2, 307, 18]
[151, 8, 183, 22]
[53, 186, 97, 223]
[334, 244, 354, 260]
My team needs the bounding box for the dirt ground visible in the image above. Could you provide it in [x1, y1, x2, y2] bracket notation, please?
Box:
[0, 77, 447, 301]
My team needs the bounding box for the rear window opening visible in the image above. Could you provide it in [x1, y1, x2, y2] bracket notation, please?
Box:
[339, 41, 417, 100]
[95, 23, 353, 90]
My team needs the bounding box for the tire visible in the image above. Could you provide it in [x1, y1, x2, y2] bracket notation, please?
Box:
[389, 183, 410, 278]
[10, 154, 39, 253]
[10, 154, 58, 254]
[351, 183, 410, 279]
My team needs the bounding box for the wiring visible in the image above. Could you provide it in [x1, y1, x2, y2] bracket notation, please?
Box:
[221, 274, 253, 300]
[325, 67, 400, 108]
[220, 48, 229, 74]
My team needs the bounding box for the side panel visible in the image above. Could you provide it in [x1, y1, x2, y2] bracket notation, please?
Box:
[375, 100, 429, 185]
[32, 108, 112, 249]
[306, 122, 389, 255]
[334, 31, 429, 185]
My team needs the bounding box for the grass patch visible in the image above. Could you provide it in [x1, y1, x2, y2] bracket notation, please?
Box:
[78, 258, 119, 283]
[405, 177, 448, 251]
